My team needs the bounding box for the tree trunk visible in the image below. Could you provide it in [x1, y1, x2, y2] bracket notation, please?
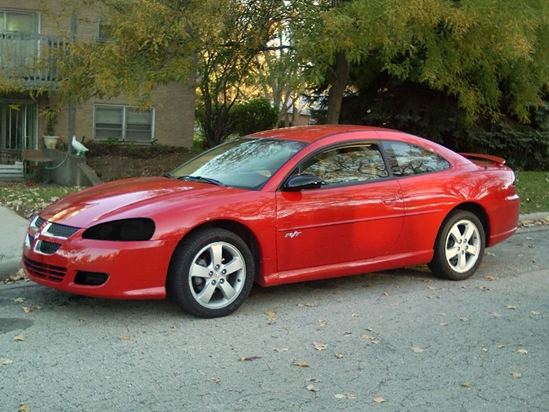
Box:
[325, 51, 350, 124]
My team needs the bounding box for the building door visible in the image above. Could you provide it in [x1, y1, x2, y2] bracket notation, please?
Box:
[0, 102, 36, 151]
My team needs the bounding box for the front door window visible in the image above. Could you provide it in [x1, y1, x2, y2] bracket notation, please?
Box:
[0, 102, 36, 151]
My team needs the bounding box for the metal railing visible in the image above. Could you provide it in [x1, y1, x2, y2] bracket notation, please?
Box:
[0, 32, 65, 88]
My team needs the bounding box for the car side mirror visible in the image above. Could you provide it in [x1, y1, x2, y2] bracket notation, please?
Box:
[284, 174, 323, 191]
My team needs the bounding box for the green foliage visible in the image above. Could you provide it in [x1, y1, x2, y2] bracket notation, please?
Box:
[295, 0, 549, 124]
[232, 98, 279, 136]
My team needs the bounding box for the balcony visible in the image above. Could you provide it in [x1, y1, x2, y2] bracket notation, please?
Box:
[0, 32, 65, 89]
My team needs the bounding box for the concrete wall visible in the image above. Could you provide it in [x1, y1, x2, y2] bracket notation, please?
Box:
[45, 149, 101, 187]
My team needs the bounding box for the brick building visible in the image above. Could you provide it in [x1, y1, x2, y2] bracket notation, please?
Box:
[0, 1, 195, 175]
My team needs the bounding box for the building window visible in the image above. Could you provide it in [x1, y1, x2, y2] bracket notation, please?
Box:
[0, 11, 37, 34]
[96, 19, 111, 42]
[94, 105, 155, 142]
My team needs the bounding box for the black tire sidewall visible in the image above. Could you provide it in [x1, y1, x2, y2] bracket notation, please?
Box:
[167, 228, 255, 318]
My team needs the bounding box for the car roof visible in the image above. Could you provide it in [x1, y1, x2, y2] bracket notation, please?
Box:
[250, 125, 397, 144]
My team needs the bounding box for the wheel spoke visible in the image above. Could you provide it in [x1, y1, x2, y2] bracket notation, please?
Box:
[223, 257, 243, 275]
[467, 244, 479, 257]
[197, 281, 217, 305]
[190, 263, 211, 279]
[209, 244, 224, 266]
[446, 245, 459, 261]
[449, 225, 462, 241]
[456, 252, 468, 270]
[218, 281, 236, 300]
[463, 223, 477, 243]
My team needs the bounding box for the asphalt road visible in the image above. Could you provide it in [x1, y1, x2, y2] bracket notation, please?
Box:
[1, 225, 548, 412]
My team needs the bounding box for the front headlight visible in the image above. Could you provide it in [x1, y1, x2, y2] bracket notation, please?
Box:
[82, 218, 155, 241]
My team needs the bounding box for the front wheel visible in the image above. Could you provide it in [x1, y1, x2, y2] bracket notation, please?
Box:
[428, 211, 485, 280]
[167, 228, 255, 318]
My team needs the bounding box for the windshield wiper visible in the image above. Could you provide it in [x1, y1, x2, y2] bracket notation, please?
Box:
[177, 175, 226, 186]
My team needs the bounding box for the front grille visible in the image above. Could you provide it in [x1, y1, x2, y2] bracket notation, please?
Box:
[23, 256, 66, 282]
[35, 216, 46, 228]
[36, 240, 61, 255]
[46, 223, 79, 239]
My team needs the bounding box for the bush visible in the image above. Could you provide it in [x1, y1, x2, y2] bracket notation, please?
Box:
[232, 98, 279, 137]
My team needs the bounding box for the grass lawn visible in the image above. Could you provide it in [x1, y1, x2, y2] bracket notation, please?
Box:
[515, 171, 549, 214]
[1, 171, 548, 220]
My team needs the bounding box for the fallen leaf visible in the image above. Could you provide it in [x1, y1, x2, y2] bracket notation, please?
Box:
[484, 276, 495, 281]
[316, 295, 325, 300]
[119, 335, 131, 340]
[371, 340, 380, 344]
[517, 349, 528, 354]
[297, 302, 316, 307]
[22, 306, 34, 313]
[373, 397, 385, 403]
[318, 319, 328, 327]
[460, 317, 468, 322]
[265, 310, 276, 317]
[427, 286, 437, 290]
[506, 305, 517, 310]
[0, 358, 13, 365]
[510, 372, 522, 378]
[383, 292, 390, 296]
[335, 393, 357, 399]
[352, 313, 359, 317]
[362, 334, 374, 340]
[314, 342, 328, 351]
[333, 290, 342, 295]
[530, 311, 540, 315]
[273, 347, 288, 353]
[411, 347, 424, 353]
[14, 298, 25, 303]
[18, 405, 29, 412]
[334, 351, 344, 359]
[439, 313, 447, 316]
[497, 344, 505, 349]
[294, 361, 309, 367]
[422, 279, 431, 283]
[365, 327, 374, 331]
[239, 355, 262, 361]
[426, 295, 433, 299]
[461, 382, 470, 388]
[439, 323, 448, 327]
[13, 334, 25, 341]
[485, 252, 496, 256]
[306, 384, 319, 392]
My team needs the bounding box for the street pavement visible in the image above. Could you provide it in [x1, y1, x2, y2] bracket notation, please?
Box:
[1, 221, 548, 411]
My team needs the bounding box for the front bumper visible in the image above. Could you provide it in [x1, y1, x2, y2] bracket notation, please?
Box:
[22, 218, 178, 299]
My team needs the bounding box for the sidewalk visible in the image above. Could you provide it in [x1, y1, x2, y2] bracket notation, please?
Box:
[0, 207, 29, 281]
[0, 206, 548, 282]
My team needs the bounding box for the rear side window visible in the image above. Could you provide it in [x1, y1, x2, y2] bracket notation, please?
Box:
[381, 141, 450, 176]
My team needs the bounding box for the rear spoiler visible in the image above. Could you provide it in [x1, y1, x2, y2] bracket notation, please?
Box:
[459, 153, 506, 166]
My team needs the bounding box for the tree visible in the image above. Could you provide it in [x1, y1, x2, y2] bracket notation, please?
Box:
[294, 0, 549, 125]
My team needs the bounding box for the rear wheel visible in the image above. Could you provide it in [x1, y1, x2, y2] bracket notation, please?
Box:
[167, 228, 255, 318]
[428, 210, 485, 280]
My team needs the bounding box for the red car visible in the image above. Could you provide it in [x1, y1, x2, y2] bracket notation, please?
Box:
[23, 125, 519, 317]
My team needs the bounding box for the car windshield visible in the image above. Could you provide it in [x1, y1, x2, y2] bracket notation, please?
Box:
[167, 138, 307, 189]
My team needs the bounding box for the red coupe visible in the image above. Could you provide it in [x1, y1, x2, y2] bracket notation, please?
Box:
[23, 125, 519, 317]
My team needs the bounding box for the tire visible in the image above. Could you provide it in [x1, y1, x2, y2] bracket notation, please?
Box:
[428, 210, 485, 280]
[167, 228, 255, 318]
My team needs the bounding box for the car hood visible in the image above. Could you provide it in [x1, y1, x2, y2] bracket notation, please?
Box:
[40, 177, 243, 227]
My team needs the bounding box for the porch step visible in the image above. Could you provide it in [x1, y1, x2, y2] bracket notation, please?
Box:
[0, 162, 24, 181]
